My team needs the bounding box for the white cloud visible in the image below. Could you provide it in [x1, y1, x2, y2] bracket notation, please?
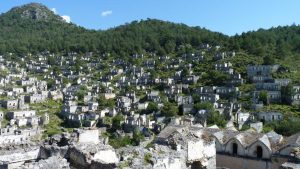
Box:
[101, 10, 112, 17]
[51, 8, 57, 14]
[51, 8, 71, 23]
[61, 15, 71, 23]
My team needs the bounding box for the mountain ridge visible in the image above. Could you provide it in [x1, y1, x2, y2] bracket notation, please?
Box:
[0, 2, 298, 62]
[0, 3, 230, 54]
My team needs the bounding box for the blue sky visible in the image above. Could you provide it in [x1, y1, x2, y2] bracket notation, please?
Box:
[0, 0, 299, 35]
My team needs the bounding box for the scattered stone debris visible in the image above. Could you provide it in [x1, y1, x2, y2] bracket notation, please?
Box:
[116, 125, 216, 169]
[16, 156, 70, 169]
[0, 128, 119, 169]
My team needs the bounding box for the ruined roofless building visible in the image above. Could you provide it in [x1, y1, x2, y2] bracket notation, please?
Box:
[156, 125, 300, 169]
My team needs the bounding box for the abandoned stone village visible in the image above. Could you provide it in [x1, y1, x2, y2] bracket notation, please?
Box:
[0, 41, 299, 169]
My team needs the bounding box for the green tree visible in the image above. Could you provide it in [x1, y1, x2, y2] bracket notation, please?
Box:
[46, 79, 55, 89]
[202, 70, 230, 86]
[281, 84, 295, 104]
[98, 95, 115, 109]
[263, 55, 275, 65]
[181, 67, 189, 77]
[53, 66, 61, 75]
[164, 40, 176, 53]
[47, 56, 56, 65]
[192, 93, 200, 103]
[264, 120, 300, 136]
[132, 128, 144, 146]
[75, 86, 88, 102]
[146, 102, 158, 113]
[161, 102, 178, 117]
[194, 102, 214, 112]
[259, 91, 269, 105]
[62, 77, 70, 85]
[112, 114, 124, 130]
[207, 111, 227, 128]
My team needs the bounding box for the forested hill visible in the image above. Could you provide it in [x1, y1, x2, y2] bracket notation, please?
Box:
[0, 2, 300, 60]
[231, 25, 300, 58]
[0, 3, 229, 55]
[0, 3, 97, 54]
[98, 19, 229, 56]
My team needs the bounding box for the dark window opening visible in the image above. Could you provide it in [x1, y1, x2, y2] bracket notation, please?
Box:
[232, 143, 238, 155]
[257, 146, 263, 158]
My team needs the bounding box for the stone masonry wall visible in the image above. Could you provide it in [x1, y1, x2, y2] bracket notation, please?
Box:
[216, 154, 288, 169]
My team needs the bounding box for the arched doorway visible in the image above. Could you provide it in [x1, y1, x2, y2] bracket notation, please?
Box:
[257, 146, 263, 158]
[232, 143, 238, 155]
[191, 161, 202, 169]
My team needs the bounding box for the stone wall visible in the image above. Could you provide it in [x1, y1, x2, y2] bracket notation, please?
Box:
[187, 139, 216, 169]
[0, 148, 40, 163]
[0, 161, 24, 169]
[92, 149, 119, 164]
[0, 147, 40, 169]
[216, 154, 288, 169]
[16, 156, 70, 169]
[153, 157, 184, 169]
[77, 129, 99, 144]
[0, 135, 27, 145]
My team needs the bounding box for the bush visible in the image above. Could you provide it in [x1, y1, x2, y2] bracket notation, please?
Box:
[259, 91, 269, 105]
[146, 102, 158, 114]
[132, 129, 144, 146]
[109, 135, 132, 149]
[112, 114, 124, 130]
[264, 120, 300, 136]
[161, 102, 178, 117]
[207, 111, 227, 128]
[262, 126, 273, 133]
[194, 102, 214, 111]
[144, 153, 152, 164]
[240, 124, 250, 131]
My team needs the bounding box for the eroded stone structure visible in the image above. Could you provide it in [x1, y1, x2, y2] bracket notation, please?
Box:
[0, 128, 119, 169]
[155, 125, 300, 169]
[116, 125, 216, 169]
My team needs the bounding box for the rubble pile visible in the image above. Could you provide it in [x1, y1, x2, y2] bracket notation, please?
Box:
[0, 129, 119, 169]
[116, 125, 216, 169]
[16, 156, 70, 169]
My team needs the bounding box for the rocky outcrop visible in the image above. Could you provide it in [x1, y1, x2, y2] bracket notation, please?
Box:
[8, 3, 64, 22]
[0, 129, 119, 169]
[16, 156, 70, 169]
[39, 145, 69, 159]
[0, 146, 40, 165]
[68, 143, 118, 169]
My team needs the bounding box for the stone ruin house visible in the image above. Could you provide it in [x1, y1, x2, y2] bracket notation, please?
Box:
[155, 125, 300, 169]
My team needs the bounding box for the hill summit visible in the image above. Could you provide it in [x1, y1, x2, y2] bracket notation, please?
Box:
[3, 3, 65, 22]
